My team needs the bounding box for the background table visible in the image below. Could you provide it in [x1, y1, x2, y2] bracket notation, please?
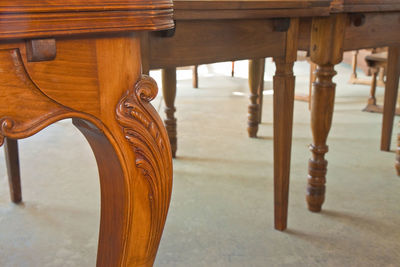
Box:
[142, 0, 332, 231]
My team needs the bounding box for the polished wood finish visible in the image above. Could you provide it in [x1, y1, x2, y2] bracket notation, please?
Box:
[381, 46, 400, 151]
[0, 0, 173, 39]
[0, 2, 173, 266]
[4, 138, 22, 203]
[162, 68, 178, 158]
[307, 14, 346, 212]
[302, 2, 400, 212]
[273, 18, 299, 230]
[248, 59, 264, 137]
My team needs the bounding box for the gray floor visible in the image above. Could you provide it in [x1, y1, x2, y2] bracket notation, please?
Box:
[0, 60, 399, 266]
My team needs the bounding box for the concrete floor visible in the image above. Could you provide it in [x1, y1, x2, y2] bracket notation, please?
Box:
[0, 60, 399, 266]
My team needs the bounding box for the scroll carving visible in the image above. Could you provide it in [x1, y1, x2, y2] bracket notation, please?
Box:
[116, 75, 173, 262]
[0, 49, 80, 146]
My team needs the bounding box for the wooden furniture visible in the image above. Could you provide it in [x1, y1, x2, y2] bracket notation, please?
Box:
[294, 0, 400, 212]
[0, 1, 173, 266]
[363, 52, 388, 113]
[141, 0, 332, 230]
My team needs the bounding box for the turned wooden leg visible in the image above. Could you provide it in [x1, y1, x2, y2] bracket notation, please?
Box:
[381, 46, 400, 151]
[309, 62, 317, 110]
[363, 67, 379, 112]
[307, 64, 336, 212]
[4, 138, 22, 203]
[349, 50, 359, 82]
[273, 57, 296, 230]
[257, 58, 266, 124]
[307, 14, 345, 213]
[231, 61, 235, 77]
[162, 68, 177, 157]
[192, 65, 199, 89]
[248, 59, 264, 137]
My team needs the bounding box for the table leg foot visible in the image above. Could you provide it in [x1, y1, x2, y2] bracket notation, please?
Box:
[162, 68, 177, 158]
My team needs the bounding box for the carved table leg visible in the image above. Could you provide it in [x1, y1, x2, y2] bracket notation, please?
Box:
[73, 77, 173, 265]
[248, 59, 264, 137]
[381, 46, 400, 151]
[272, 18, 298, 231]
[162, 68, 177, 158]
[308, 15, 345, 212]
[4, 138, 22, 203]
[0, 36, 172, 266]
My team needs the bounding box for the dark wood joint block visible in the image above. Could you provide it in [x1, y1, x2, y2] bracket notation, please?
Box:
[273, 18, 291, 32]
[350, 13, 366, 27]
[26, 39, 57, 62]
[154, 21, 176, 38]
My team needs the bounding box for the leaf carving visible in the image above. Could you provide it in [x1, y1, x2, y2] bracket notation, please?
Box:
[115, 75, 172, 262]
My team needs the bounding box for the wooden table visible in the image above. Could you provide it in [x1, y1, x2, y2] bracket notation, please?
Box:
[295, 0, 400, 212]
[141, 0, 332, 231]
[0, 1, 173, 266]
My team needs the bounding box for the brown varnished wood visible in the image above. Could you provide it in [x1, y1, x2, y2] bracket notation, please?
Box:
[0, 1, 173, 40]
[343, 13, 400, 51]
[4, 138, 22, 203]
[0, 0, 174, 264]
[381, 46, 400, 151]
[148, 19, 285, 69]
[173, 0, 331, 20]
[23, 38, 101, 116]
[162, 68, 178, 158]
[257, 59, 266, 123]
[0, 35, 173, 266]
[331, 0, 400, 12]
[192, 65, 199, 88]
[248, 59, 264, 138]
[307, 14, 346, 212]
[26, 39, 57, 62]
[273, 18, 299, 230]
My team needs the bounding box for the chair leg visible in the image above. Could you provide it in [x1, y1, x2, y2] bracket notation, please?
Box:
[363, 67, 380, 112]
[247, 59, 264, 137]
[381, 46, 400, 151]
[162, 68, 178, 158]
[257, 58, 266, 124]
[192, 65, 199, 89]
[4, 138, 22, 203]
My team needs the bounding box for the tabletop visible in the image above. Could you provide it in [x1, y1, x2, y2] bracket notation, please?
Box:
[0, 0, 174, 40]
[330, 0, 400, 12]
[173, 0, 332, 19]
